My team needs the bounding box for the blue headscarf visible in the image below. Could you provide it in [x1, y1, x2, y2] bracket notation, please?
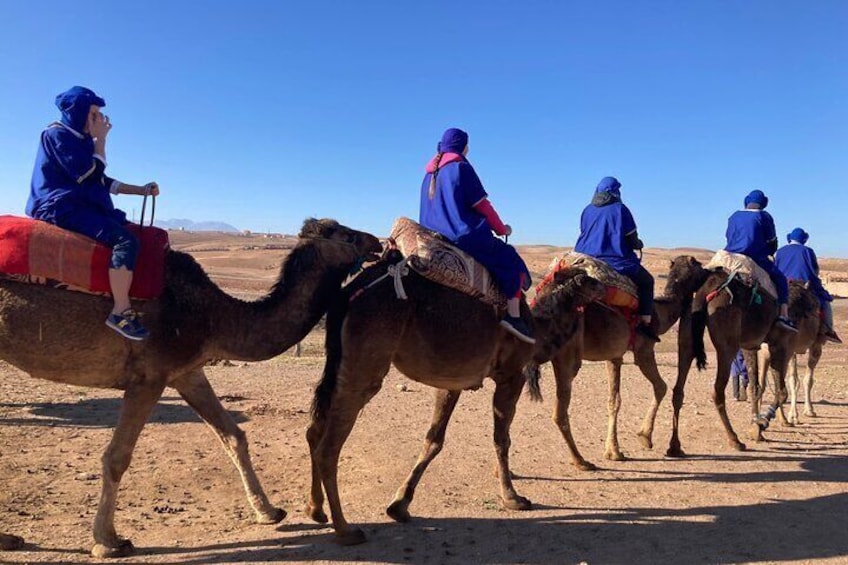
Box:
[787, 227, 809, 244]
[55, 86, 105, 133]
[592, 176, 622, 206]
[438, 128, 468, 154]
[744, 189, 768, 209]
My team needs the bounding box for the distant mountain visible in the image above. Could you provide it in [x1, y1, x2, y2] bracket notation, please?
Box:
[153, 218, 240, 232]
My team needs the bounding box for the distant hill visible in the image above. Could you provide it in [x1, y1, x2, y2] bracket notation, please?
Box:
[154, 218, 239, 232]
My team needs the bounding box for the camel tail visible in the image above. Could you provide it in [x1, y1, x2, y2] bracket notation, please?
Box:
[311, 294, 348, 422]
[692, 306, 708, 371]
[523, 362, 544, 402]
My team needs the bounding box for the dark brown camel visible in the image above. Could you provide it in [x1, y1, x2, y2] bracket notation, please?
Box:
[755, 282, 825, 427]
[0, 219, 381, 557]
[667, 257, 796, 456]
[523, 255, 706, 469]
[305, 253, 605, 545]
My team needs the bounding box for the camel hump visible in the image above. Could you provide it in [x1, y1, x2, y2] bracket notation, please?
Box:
[704, 250, 777, 299]
[538, 253, 638, 310]
[389, 217, 507, 308]
[0, 215, 169, 300]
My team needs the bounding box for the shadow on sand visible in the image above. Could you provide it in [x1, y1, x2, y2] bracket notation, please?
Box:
[0, 395, 249, 428]
[11, 456, 848, 565]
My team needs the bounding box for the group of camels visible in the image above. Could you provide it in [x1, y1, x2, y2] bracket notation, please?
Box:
[0, 218, 831, 554]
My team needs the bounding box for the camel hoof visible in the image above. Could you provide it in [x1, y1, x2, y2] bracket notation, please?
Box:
[604, 451, 627, 462]
[334, 527, 367, 546]
[0, 534, 24, 550]
[92, 538, 135, 558]
[306, 504, 329, 524]
[804, 410, 817, 418]
[665, 447, 686, 458]
[636, 433, 653, 450]
[386, 500, 411, 523]
[501, 495, 533, 511]
[257, 507, 286, 524]
[572, 460, 598, 472]
[731, 440, 747, 451]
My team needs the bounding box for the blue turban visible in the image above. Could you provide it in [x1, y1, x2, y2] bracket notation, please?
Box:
[55, 86, 105, 133]
[744, 189, 769, 209]
[787, 227, 809, 244]
[438, 128, 469, 154]
[595, 176, 622, 198]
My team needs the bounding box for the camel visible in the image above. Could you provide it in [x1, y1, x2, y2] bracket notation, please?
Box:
[304, 252, 606, 545]
[755, 282, 826, 427]
[666, 256, 797, 456]
[0, 218, 381, 558]
[522, 255, 706, 470]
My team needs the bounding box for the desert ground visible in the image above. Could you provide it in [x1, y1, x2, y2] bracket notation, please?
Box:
[1, 230, 847, 565]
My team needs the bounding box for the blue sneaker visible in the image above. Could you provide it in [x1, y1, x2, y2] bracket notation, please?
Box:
[106, 309, 150, 341]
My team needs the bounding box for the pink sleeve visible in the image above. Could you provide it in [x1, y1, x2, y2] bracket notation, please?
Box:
[473, 198, 508, 236]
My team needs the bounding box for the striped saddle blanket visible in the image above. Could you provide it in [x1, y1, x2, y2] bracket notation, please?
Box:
[704, 250, 777, 299]
[535, 252, 639, 311]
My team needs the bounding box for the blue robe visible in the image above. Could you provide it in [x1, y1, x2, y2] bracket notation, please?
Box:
[574, 201, 639, 272]
[775, 242, 832, 304]
[419, 159, 529, 296]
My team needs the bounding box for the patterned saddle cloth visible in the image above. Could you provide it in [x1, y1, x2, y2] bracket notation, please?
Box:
[704, 250, 777, 299]
[534, 252, 638, 311]
[389, 217, 507, 308]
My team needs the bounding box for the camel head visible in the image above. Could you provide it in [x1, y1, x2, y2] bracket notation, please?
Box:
[530, 268, 606, 362]
[297, 218, 383, 271]
[664, 255, 709, 299]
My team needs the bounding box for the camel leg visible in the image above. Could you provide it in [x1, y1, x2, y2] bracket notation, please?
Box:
[804, 343, 822, 417]
[712, 346, 746, 451]
[787, 354, 800, 425]
[604, 358, 626, 461]
[0, 533, 24, 550]
[667, 314, 694, 458]
[386, 389, 461, 523]
[92, 379, 165, 558]
[550, 347, 596, 470]
[633, 346, 667, 451]
[492, 375, 533, 510]
[316, 381, 383, 545]
[746, 348, 766, 433]
[305, 413, 329, 524]
[172, 369, 284, 524]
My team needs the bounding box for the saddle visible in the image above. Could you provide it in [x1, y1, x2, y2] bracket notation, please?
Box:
[389, 217, 507, 308]
[535, 253, 638, 311]
[704, 250, 777, 300]
[0, 215, 169, 300]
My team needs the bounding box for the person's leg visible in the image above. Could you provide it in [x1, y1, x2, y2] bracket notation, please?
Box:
[621, 264, 659, 342]
[457, 233, 533, 343]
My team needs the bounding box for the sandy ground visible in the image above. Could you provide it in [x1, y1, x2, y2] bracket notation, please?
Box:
[1, 233, 847, 565]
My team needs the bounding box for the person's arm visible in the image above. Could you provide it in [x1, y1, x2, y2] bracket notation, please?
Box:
[622, 205, 643, 250]
[763, 213, 778, 255]
[809, 248, 820, 276]
[110, 181, 160, 197]
[472, 198, 509, 236]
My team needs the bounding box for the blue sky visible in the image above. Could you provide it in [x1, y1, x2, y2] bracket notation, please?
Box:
[1, 1, 846, 255]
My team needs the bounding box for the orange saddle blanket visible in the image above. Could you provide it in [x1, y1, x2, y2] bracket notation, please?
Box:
[389, 217, 507, 308]
[0, 215, 169, 300]
[535, 253, 639, 312]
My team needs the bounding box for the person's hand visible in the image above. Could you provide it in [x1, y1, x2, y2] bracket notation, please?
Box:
[503, 224, 513, 237]
[143, 182, 159, 196]
[88, 112, 112, 140]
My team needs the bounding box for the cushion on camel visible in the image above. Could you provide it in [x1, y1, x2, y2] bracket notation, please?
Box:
[0, 215, 169, 300]
[536, 253, 638, 310]
[389, 217, 507, 308]
[704, 249, 777, 299]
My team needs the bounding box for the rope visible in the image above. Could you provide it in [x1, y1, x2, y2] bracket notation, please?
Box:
[348, 256, 410, 302]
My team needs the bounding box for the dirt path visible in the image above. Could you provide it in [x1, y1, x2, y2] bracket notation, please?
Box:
[2, 329, 847, 564]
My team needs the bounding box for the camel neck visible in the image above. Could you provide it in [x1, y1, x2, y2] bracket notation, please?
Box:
[208, 242, 346, 361]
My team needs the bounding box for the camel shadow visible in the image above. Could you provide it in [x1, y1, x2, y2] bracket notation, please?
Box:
[11, 458, 848, 564]
[26, 481, 845, 564]
[0, 396, 249, 428]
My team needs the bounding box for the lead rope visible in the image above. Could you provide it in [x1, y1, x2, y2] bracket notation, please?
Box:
[348, 256, 411, 303]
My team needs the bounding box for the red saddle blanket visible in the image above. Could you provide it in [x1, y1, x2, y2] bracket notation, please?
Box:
[0, 215, 169, 300]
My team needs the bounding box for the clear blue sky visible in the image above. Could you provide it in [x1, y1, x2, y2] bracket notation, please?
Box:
[1, 1, 846, 255]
